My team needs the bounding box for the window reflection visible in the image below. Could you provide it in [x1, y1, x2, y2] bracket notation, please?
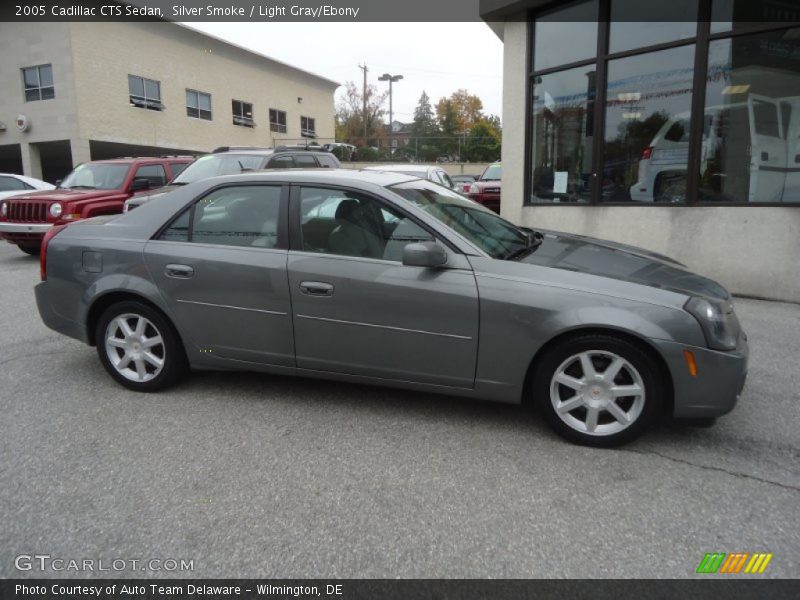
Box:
[701, 28, 800, 203]
[533, 0, 598, 72]
[609, 0, 698, 54]
[530, 66, 596, 203]
[601, 45, 695, 203]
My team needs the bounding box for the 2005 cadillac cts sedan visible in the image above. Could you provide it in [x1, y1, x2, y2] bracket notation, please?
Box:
[35, 170, 748, 446]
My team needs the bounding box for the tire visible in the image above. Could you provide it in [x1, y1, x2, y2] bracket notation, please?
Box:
[95, 300, 188, 392]
[18, 244, 40, 256]
[533, 334, 664, 447]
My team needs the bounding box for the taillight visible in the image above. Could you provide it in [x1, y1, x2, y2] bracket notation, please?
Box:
[40, 224, 68, 281]
[641, 146, 654, 160]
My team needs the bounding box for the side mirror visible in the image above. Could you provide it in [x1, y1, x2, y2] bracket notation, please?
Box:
[402, 241, 448, 268]
[129, 177, 151, 192]
[55, 179, 63, 188]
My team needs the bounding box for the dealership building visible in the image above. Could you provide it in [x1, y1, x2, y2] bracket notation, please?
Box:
[482, 0, 800, 302]
[0, 21, 338, 183]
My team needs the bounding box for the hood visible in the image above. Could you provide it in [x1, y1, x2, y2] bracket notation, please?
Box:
[518, 229, 729, 300]
[5, 188, 120, 203]
[126, 185, 175, 207]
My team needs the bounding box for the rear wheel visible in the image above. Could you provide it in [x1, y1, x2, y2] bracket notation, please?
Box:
[18, 244, 40, 256]
[95, 301, 187, 392]
[533, 334, 663, 447]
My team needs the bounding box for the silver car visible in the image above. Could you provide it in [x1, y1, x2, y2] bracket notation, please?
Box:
[35, 170, 748, 446]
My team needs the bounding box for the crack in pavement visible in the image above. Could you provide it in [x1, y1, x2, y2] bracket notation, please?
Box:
[622, 448, 800, 493]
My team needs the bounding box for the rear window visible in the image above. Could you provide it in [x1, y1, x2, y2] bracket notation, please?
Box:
[172, 154, 264, 184]
[316, 154, 338, 168]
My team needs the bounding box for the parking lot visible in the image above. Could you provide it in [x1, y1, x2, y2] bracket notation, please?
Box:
[0, 240, 798, 579]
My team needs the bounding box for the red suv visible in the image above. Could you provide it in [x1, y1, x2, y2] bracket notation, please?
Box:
[466, 162, 502, 213]
[0, 157, 192, 254]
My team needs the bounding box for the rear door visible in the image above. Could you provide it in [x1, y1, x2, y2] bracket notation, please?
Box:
[781, 97, 800, 202]
[748, 94, 787, 202]
[144, 183, 294, 366]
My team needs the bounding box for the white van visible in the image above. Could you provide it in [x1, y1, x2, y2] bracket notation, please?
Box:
[629, 95, 799, 203]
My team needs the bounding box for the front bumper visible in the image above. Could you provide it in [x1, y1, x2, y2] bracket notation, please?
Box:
[0, 221, 52, 233]
[653, 333, 748, 419]
[0, 221, 51, 244]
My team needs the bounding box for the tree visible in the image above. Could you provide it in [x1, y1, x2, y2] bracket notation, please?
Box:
[466, 116, 502, 162]
[336, 81, 388, 146]
[436, 90, 484, 133]
[412, 91, 438, 139]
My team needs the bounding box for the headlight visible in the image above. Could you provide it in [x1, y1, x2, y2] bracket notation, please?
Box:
[0, 202, 6, 217]
[685, 297, 741, 351]
[49, 203, 63, 218]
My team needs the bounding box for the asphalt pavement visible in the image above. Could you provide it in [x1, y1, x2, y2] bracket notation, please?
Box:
[0, 241, 798, 578]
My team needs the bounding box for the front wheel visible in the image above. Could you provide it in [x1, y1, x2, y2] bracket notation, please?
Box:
[95, 301, 187, 392]
[533, 334, 664, 447]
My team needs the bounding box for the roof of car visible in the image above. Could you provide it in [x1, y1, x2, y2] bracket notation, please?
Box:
[362, 164, 434, 173]
[207, 168, 420, 187]
[83, 157, 194, 164]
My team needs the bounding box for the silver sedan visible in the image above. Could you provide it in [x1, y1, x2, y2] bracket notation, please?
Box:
[35, 170, 748, 446]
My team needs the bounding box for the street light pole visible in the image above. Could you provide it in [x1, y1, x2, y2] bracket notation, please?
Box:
[378, 73, 403, 154]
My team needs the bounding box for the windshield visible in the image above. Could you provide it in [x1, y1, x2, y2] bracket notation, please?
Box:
[480, 164, 502, 181]
[388, 180, 529, 259]
[60, 163, 130, 190]
[172, 154, 265, 184]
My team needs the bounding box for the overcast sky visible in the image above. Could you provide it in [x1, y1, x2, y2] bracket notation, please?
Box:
[185, 22, 505, 123]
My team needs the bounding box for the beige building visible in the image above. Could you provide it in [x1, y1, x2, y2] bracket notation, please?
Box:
[0, 22, 338, 182]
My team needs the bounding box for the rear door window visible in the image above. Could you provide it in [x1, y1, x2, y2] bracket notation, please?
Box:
[295, 154, 318, 168]
[268, 155, 295, 168]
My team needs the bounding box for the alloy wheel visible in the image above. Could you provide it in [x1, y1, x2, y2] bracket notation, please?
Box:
[104, 313, 166, 383]
[549, 350, 645, 436]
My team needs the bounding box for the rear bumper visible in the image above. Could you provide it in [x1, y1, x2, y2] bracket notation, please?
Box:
[35, 281, 89, 344]
[0, 221, 50, 244]
[653, 334, 748, 419]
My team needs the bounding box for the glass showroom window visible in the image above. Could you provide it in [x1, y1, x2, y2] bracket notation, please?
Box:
[601, 44, 695, 203]
[699, 27, 800, 204]
[270, 109, 287, 133]
[22, 65, 54, 101]
[232, 100, 255, 127]
[186, 90, 212, 120]
[530, 66, 596, 203]
[128, 75, 163, 111]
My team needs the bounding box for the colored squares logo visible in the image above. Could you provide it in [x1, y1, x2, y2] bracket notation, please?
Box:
[696, 552, 773, 574]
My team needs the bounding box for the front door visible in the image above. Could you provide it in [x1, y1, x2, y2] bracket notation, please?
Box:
[287, 184, 479, 388]
[144, 183, 294, 366]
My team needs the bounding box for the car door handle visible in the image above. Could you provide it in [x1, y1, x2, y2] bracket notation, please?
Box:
[299, 281, 334, 296]
[165, 264, 194, 278]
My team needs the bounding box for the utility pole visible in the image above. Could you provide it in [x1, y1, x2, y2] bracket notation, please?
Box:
[358, 63, 368, 145]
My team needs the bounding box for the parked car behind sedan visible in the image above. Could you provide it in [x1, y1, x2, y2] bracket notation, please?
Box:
[0, 157, 192, 255]
[466, 162, 502, 213]
[0, 173, 54, 201]
[363, 164, 455, 190]
[451, 174, 478, 194]
[123, 145, 341, 212]
[36, 170, 747, 447]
